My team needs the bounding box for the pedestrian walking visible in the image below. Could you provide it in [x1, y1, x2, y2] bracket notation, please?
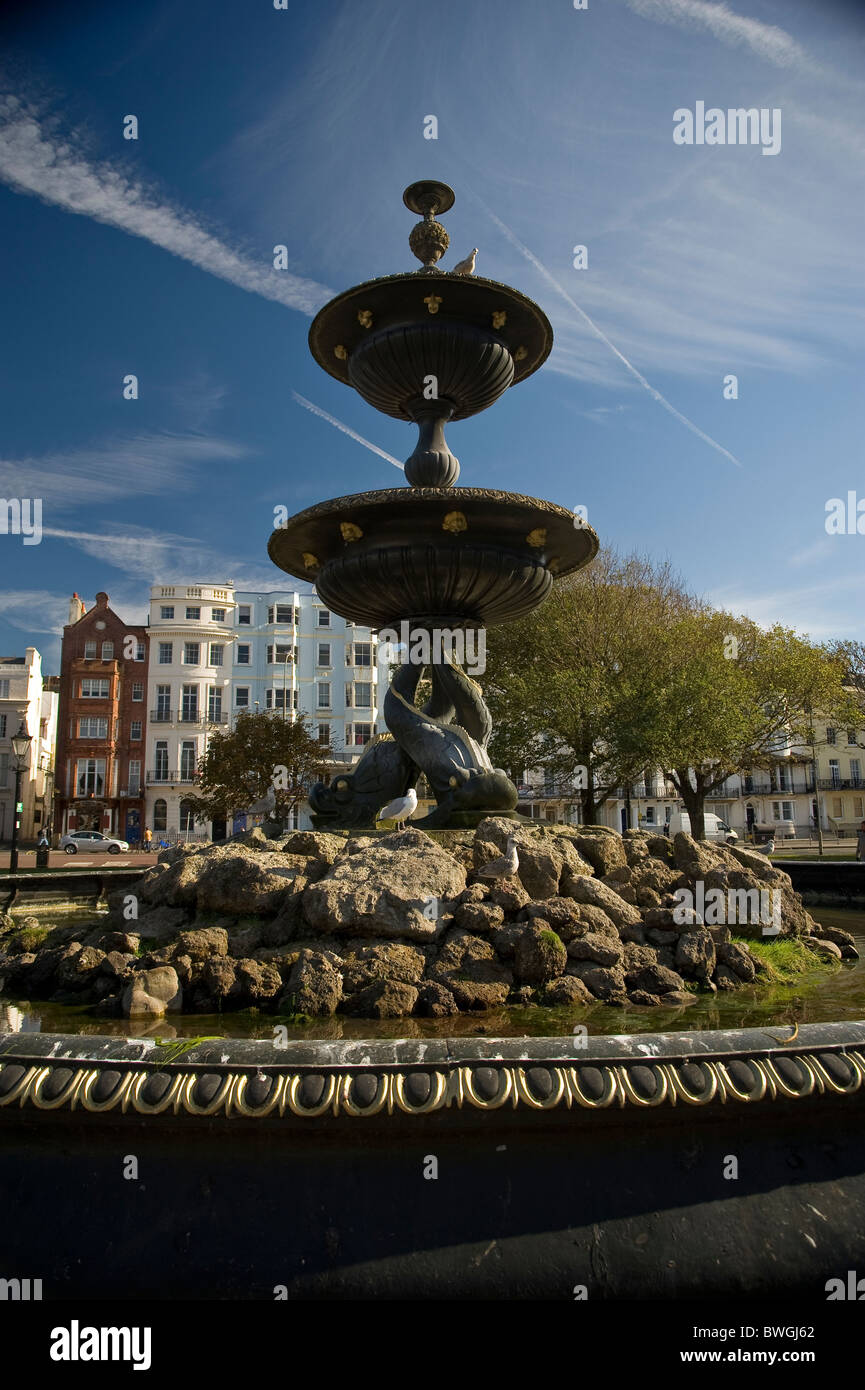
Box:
[856, 820, 865, 863]
[144, 827, 153, 851]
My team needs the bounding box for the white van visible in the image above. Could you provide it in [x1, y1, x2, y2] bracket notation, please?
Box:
[668, 811, 738, 844]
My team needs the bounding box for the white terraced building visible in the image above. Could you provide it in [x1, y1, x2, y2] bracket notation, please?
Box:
[143, 582, 380, 840]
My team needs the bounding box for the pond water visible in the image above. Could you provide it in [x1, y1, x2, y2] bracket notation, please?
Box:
[1, 908, 863, 1043]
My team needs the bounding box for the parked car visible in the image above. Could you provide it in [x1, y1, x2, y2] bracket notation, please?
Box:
[59, 830, 130, 855]
[667, 811, 738, 844]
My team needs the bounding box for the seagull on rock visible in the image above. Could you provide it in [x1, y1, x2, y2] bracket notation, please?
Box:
[377, 786, 418, 831]
[753, 838, 775, 856]
[476, 834, 519, 880]
[451, 247, 478, 276]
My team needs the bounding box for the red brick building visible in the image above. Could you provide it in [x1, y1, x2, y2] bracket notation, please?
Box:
[54, 592, 148, 844]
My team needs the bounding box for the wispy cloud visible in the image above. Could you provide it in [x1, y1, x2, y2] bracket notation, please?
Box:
[290, 391, 403, 470]
[476, 198, 743, 468]
[0, 432, 247, 509]
[621, 0, 809, 71]
[0, 94, 333, 316]
[41, 522, 294, 593]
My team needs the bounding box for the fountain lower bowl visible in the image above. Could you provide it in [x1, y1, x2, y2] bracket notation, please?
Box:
[267, 487, 598, 629]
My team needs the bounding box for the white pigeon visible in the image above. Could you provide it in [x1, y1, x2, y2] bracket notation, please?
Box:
[476, 834, 519, 880]
[377, 786, 418, 830]
[451, 247, 478, 276]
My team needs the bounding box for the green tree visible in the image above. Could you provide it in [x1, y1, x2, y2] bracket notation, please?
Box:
[631, 614, 861, 839]
[483, 551, 692, 823]
[189, 710, 328, 827]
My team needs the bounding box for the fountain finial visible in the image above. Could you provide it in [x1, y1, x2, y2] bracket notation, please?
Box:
[404, 180, 455, 270]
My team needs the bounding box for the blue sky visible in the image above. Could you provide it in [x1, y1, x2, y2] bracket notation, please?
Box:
[1, 0, 863, 671]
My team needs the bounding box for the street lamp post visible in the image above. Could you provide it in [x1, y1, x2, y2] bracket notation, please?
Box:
[9, 720, 33, 873]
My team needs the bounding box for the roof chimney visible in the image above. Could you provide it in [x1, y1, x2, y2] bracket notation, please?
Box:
[68, 593, 86, 624]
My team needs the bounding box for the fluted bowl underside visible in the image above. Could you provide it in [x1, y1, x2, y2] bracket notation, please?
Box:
[348, 321, 514, 422]
[267, 488, 598, 630]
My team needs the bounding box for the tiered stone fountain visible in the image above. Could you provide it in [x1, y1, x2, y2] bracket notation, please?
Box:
[268, 181, 598, 828]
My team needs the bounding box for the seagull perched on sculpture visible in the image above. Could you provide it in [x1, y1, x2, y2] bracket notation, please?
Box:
[753, 838, 775, 856]
[451, 247, 478, 276]
[377, 786, 418, 830]
[476, 834, 519, 880]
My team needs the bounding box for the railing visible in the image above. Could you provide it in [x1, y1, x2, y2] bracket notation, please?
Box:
[818, 777, 864, 791]
[177, 712, 228, 725]
[150, 709, 174, 722]
[146, 770, 197, 785]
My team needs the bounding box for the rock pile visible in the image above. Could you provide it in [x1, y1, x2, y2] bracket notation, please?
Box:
[0, 822, 856, 1020]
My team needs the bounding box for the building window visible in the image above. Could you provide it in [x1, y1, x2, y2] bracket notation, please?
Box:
[317, 682, 331, 709]
[83, 640, 97, 659]
[855, 797, 864, 818]
[101, 641, 114, 660]
[829, 759, 840, 787]
[851, 759, 861, 786]
[181, 685, 199, 722]
[209, 643, 223, 666]
[317, 642, 331, 667]
[153, 798, 167, 832]
[183, 643, 200, 665]
[211, 608, 226, 622]
[208, 687, 223, 721]
[354, 682, 373, 708]
[155, 685, 171, 719]
[0, 715, 5, 738]
[130, 720, 142, 740]
[318, 723, 331, 745]
[180, 742, 196, 781]
[848, 730, 858, 745]
[128, 760, 141, 796]
[235, 687, 249, 707]
[317, 609, 331, 628]
[179, 798, 196, 833]
[78, 716, 108, 738]
[0, 681, 8, 699]
[158, 642, 173, 665]
[186, 606, 201, 620]
[80, 678, 110, 698]
[266, 643, 296, 664]
[236, 644, 250, 665]
[75, 758, 105, 796]
[135, 640, 145, 662]
[268, 604, 295, 625]
[238, 606, 251, 625]
[154, 742, 169, 779]
[353, 722, 372, 746]
[826, 727, 837, 745]
[832, 796, 843, 818]
[349, 641, 371, 667]
[132, 681, 143, 701]
[160, 606, 174, 619]
[267, 689, 299, 710]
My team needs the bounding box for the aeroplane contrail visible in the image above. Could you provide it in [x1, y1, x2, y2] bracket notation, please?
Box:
[475, 196, 742, 469]
[290, 391, 404, 470]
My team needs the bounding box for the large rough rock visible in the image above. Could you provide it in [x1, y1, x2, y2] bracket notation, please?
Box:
[566, 961, 628, 1004]
[279, 949, 342, 1016]
[566, 876, 643, 931]
[473, 818, 592, 900]
[560, 827, 627, 877]
[340, 943, 426, 994]
[674, 928, 716, 984]
[428, 928, 512, 1009]
[567, 932, 624, 968]
[302, 828, 465, 941]
[341, 979, 419, 1018]
[514, 922, 567, 984]
[121, 966, 182, 1017]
